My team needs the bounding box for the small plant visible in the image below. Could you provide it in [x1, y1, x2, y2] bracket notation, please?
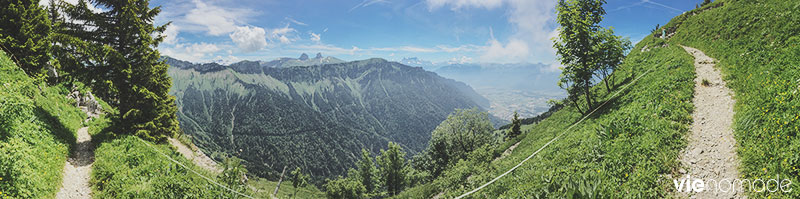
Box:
[701, 79, 711, 86]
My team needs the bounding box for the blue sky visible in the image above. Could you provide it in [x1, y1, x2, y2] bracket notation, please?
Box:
[145, 0, 701, 65]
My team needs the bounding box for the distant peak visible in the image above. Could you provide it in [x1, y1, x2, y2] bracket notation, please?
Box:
[315, 53, 323, 59]
[299, 53, 309, 60]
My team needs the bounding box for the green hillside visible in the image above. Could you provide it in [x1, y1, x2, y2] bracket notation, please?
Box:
[667, 0, 800, 198]
[395, 0, 800, 198]
[166, 57, 494, 183]
[0, 51, 85, 198]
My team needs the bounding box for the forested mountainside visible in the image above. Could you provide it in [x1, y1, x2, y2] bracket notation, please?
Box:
[165, 56, 493, 182]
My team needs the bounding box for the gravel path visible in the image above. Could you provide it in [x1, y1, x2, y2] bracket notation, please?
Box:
[55, 127, 93, 199]
[678, 46, 743, 198]
[168, 137, 221, 173]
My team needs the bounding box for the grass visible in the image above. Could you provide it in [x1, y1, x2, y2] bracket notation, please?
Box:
[0, 50, 86, 198]
[249, 177, 326, 199]
[395, 35, 696, 198]
[666, 0, 800, 197]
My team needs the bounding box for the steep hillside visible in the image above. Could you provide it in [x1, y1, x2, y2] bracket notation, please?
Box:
[0, 51, 86, 198]
[397, 0, 799, 198]
[666, 0, 800, 198]
[166, 57, 492, 182]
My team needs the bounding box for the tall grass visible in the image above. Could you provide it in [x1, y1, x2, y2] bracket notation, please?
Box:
[0, 51, 85, 198]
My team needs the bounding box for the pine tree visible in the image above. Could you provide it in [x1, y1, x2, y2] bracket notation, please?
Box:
[0, 0, 51, 78]
[378, 142, 408, 196]
[508, 111, 521, 139]
[61, 0, 180, 141]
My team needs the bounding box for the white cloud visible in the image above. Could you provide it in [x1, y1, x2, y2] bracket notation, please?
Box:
[229, 26, 267, 52]
[426, 0, 558, 64]
[426, 0, 504, 11]
[285, 17, 307, 26]
[160, 42, 221, 63]
[162, 24, 180, 45]
[310, 32, 321, 42]
[269, 25, 298, 45]
[349, 0, 391, 12]
[184, 0, 255, 36]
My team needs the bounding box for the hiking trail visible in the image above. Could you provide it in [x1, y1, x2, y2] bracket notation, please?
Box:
[168, 137, 221, 173]
[678, 46, 742, 198]
[55, 126, 93, 199]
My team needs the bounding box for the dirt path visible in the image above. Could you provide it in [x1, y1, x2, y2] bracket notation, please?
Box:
[168, 138, 221, 173]
[55, 127, 93, 199]
[678, 46, 742, 198]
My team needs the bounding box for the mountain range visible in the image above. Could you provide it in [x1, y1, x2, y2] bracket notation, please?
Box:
[165, 54, 495, 182]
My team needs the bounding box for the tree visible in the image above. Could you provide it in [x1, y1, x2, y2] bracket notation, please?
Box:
[507, 111, 521, 139]
[0, 0, 51, 78]
[356, 149, 377, 194]
[701, 0, 712, 7]
[290, 167, 309, 199]
[431, 108, 494, 161]
[593, 28, 632, 93]
[61, 0, 179, 141]
[377, 142, 408, 196]
[324, 176, 366, 199]
[554, 0, 607, 113]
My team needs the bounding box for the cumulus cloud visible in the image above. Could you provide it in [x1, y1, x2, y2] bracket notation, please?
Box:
[184, 0, 255, 36]
[268, 25, 298, 45]
[229, 26, 267, 52]
[162, 24, 180, 45]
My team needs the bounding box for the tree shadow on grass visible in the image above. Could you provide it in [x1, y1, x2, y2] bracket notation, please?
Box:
[33, 106, 78, 153]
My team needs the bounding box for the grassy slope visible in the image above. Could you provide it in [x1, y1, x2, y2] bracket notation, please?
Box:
[0, 51, 86, 198]
[667, 0, 800, 198]
[396, 37, 694, 199]
[396, 31, 695, 199]
[89, 120, 325, 198]
[398, 1, 800, 198]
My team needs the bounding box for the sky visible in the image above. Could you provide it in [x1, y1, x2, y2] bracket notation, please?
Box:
[128, 0, 701, 65]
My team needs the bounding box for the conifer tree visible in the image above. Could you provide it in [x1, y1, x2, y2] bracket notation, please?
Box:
[378, 142, 408, 196]
[508, 111, 521, 139]
[0, 0, 51, 77]
[61, 0, 179, 141]
[356, 149, 377, 194]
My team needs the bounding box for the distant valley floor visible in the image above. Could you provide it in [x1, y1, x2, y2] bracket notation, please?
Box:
[475, 87, 565, 120]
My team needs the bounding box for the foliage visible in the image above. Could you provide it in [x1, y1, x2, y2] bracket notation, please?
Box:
[553, 0, 607, 114]
[290, 167, 310, 199]
[378, 142, 409, 196]
[668, 0, 800, 197]
[356, 149, 378, 194]
[416, 108, 496, 179]
[0, 51, 84, 198]
[554, 0, 630, 115]
[0, 0, 51, 78]
[507, 111, 521, 139]
[324, 176, 366, 199]
[59, 0, 179, 141]
[219, 157, 248, 198]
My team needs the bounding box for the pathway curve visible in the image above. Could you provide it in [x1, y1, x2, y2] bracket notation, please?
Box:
[678, 46, 742, 198]
[55, 127, 93, 199]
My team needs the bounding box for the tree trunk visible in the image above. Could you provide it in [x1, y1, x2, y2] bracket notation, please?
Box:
[273, 166, 287, 196]
[583, 78, 593, 113]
